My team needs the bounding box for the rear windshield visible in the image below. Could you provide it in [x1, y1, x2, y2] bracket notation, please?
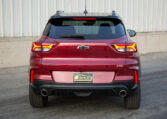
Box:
[43, 18, 126, 40]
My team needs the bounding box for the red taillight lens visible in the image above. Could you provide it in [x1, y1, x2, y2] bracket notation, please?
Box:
[113, 43, 137, 52]
[134, 70, 138, 84]
[32, 42, 54, 52]
[113, 44, 126, 52]
[126, 43, 137, 52]
[30, 69, 34, 84]
[32, 42, 41, 51]
[72, 17, 96, 20]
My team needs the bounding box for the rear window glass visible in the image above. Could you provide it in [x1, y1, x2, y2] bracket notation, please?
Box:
[43, 18, 125, 39]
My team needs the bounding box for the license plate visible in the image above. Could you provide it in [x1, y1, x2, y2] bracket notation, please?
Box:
[73, 73, 93, 83]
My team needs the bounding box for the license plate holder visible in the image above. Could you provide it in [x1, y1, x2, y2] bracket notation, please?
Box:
[73, 73, 93, 83]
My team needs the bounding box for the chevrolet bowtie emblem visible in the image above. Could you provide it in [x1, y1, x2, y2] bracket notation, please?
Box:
[77, 45, 90, 50]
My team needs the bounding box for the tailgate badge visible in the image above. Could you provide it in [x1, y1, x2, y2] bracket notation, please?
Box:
[77, 45, 89, 50]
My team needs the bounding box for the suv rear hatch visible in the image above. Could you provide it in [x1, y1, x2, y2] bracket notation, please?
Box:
[41, 17, 127, 71]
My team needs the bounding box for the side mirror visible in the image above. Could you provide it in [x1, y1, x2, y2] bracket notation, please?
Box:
[127, 29, 136, 37]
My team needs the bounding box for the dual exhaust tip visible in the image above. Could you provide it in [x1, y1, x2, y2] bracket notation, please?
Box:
[119, 89, 127, 98]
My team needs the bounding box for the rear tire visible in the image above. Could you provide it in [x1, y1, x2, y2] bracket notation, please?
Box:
[29, 85, 48, 108]
[124, 82, 141, 109]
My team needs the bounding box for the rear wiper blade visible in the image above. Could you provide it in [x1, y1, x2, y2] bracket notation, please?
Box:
[60, 35, 85, 39]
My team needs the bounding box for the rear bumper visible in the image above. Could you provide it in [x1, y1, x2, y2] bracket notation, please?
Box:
[41, 84, 128, 90]
[31, 80, 138, 96]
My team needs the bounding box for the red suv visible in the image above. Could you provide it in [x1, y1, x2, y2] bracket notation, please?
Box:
[29, 11, 141, 109]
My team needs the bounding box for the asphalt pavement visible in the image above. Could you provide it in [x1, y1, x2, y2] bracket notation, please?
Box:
[0, 52, 167, 119]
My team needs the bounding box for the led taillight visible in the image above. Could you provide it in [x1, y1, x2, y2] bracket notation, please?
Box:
[41, 43, 54, 51]
[134, 70, 138, 84]
[30, 70, 34, 84]
[113, 43, 137, 52]
[32, 42, 54, 52]
[32, 42, 42, 51]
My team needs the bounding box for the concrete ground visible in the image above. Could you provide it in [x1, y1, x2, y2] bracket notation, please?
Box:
[0, 52, 167, 119]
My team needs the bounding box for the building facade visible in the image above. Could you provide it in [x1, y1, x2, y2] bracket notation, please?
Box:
[0, 0, 167, 37]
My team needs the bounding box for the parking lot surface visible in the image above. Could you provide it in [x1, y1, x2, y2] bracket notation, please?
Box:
[0, 52, 167, 119]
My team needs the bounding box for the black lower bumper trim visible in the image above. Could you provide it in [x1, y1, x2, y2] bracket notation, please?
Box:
[31, 80, 138, 96]
[41, 84, 128, 90]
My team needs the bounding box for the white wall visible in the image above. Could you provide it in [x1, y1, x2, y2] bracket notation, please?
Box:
[0, 0, 167, 37]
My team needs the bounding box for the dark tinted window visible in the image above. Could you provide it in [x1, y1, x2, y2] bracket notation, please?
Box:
[44, 18, 125, 39]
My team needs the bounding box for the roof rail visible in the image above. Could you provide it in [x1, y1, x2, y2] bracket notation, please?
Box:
[112, 10, 116, 16]
[56, 10, 64, 16]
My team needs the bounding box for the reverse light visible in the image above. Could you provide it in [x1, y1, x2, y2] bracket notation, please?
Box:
[113, 43, 137, 52]
[32, 42, 54, 52]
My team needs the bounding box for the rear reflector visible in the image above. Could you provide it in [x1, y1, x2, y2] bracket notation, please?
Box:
[134, 70, 138, 84]
[30, 70, 34, 84]
[72, 17, 96, 20]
